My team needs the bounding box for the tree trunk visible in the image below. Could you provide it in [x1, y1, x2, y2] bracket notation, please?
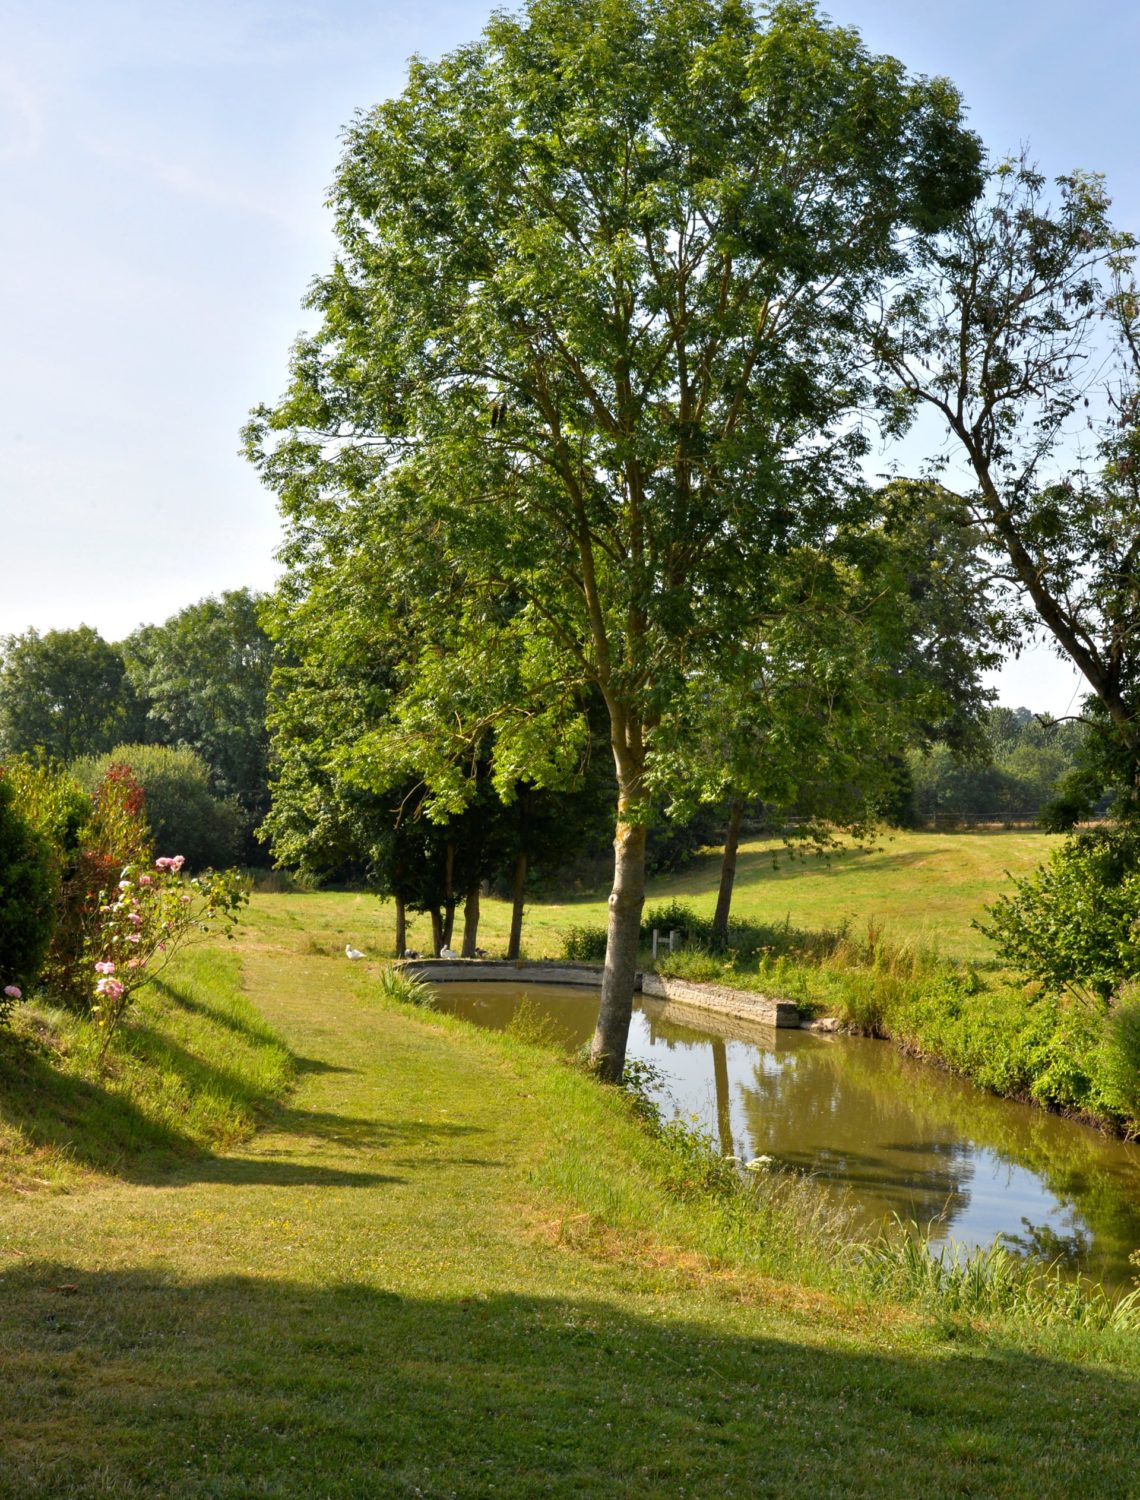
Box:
[394, 896, 406, 958]
[442, 842, 456, 949]
[429, 906, 443, 956]
[507, 848, 527, 960]
[711, 794, 746, 950]
[711, 1038, 733, 1157]
[461, 884, 480, 957]
[590, 805, 648, 1083]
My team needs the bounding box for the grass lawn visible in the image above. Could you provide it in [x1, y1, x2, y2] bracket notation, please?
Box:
[1, 891, 1137, 1497]
[264, 827, 1059, 966]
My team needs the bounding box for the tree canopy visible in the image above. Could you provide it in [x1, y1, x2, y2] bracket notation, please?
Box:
[0, 626, 145, 763]
[248, 0, 984, 1078]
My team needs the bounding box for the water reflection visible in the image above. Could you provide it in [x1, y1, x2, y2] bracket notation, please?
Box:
[432, 982, 1140, 1286]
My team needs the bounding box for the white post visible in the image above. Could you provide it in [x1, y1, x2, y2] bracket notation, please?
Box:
[669, 929, 678, 953]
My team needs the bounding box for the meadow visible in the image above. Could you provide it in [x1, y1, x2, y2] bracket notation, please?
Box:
[271, 827, 1060, 967]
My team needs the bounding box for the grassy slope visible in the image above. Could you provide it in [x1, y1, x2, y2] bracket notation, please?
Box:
[1, 898, 1138, 1498]
[276, 829, 1058, 965]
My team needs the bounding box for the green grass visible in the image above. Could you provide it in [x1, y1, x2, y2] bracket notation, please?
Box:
[1, 895, 1138, 1497]
[256, 827, 1058, 966]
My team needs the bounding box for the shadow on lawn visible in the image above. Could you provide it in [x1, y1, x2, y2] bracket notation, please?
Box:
[0, 1028, 480, 1191]
[0, 1263, 1136, 1499]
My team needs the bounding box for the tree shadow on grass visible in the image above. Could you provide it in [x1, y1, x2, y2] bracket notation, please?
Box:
[0, 1029, 475, 1191]
[0, 1263, 1136, 1499]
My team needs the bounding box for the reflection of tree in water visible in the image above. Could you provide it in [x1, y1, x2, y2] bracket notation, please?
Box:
[735, 1035, 1140, 1286]
[1004, 1217, 1094, 1273]
[734, 1042, 975, 1233]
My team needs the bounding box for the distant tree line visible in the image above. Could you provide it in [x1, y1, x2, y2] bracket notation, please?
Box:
[902, 707, 1094, 826]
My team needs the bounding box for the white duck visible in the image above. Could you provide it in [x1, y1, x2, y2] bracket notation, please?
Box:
[345, 944, 365, 960]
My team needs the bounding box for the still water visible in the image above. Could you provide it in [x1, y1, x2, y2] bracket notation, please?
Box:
[434, 982, 1140, 1288]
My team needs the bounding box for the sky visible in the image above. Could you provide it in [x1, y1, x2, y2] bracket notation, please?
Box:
[2, 0, 1137, 717]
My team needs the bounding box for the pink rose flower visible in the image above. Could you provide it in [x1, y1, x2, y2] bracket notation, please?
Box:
[94, 961, 116, 975]
[3, 985, 21, 1000]
[171, 855, 186, 872]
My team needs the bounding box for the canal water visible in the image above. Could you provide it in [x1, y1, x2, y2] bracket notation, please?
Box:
[433, 981, 1140, 1289]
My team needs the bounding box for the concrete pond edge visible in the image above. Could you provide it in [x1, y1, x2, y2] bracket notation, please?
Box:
[396, 957, 802, 1030]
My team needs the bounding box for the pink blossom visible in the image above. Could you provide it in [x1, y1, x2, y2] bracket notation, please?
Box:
[95, 977, 125, 1000]
[118, 879, 132, 890]
[171, 855, 186, 872]
[3, 985, 21, 1000]
[138, 874, 154, 887]
[155, 857, 173, 870]
[126, 934, 141, 943]
[128, 911, 144, 926]
[94, 961, 116, 975]
[126, 958, 145, 969]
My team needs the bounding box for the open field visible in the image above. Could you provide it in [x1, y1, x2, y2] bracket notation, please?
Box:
[266, 828, 1060, 966]
[1, 900, 1137, 1498]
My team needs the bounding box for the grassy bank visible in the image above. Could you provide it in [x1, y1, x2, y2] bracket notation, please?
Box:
[1, 902, 1139, 1496]
[0, 945, 294, 1193]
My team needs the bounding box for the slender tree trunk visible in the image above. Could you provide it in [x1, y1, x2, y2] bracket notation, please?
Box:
[590, 762, 648, 1082]
[507, 848, 527, 960]
[442, 841, 456, 949]
[711, 1038, 733, 1157]
[394, 896, 406, 958]
[711, 794, 746, 950]
[461, 884, 480, 957]
[429, 906, 443, 956]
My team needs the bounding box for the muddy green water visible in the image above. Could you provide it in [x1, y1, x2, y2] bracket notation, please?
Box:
[434, 982, 1140, 1288]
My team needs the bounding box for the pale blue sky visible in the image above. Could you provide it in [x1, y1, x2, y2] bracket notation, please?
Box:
[2, 0, 1136, 715]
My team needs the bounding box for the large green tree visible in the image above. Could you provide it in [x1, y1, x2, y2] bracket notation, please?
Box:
[248, 0, 982, 1079]
[0, 626, 145, 762]
[877, 158, 1140, 821]
[125, 589, 274, 851]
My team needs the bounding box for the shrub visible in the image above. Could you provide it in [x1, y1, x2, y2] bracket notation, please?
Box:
[1101, 997, 1140, 1123]
[73, 744, 243, 871]
[41, 764, 152, 1006]
[561, 924, 609, 962]
[88, 856, 247, 1057]
[0, 774, 56, 1011]
[978, 828, 1140, 1007]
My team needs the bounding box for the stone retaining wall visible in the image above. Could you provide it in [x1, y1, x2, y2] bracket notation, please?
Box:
[397, 957, 801, 1028]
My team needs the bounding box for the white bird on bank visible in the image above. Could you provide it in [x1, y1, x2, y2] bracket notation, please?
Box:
[439, 946, 459, 959]
[345, 944, 365, 960]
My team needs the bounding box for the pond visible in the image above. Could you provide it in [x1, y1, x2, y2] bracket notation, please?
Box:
[433, 981, 1140, 1289]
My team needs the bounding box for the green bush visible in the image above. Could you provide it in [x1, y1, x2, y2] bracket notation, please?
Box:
[73, 744, 243, 870]
[561, 924, 609, 962]
[1101, 997, 1140, 1121]
[0, 774, 56, 1011]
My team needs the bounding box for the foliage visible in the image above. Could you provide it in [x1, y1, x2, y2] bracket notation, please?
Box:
[89, 857, 248, 1056]
[1100, 997, 1140, 1122]
[38, 763, 153, 1007]
[375, 965, 436, 1008]
[124, 589, 275, 854]
[908, 706, 1090, 824]
[878, 156, 1140, 817]
[73, 743, 243, 871]
[0, 774, 56, 1011]
[247, 0, 983, 1079]
[979, 828, 1140, 1007]
[0, 625, 145, 761]
[561, 925, 609, 963]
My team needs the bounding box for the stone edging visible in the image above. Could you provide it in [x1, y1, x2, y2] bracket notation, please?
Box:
[397, 958, 801, 1028]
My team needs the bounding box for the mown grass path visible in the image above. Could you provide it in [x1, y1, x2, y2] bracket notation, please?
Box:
[1, 912, 1138, 1498]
